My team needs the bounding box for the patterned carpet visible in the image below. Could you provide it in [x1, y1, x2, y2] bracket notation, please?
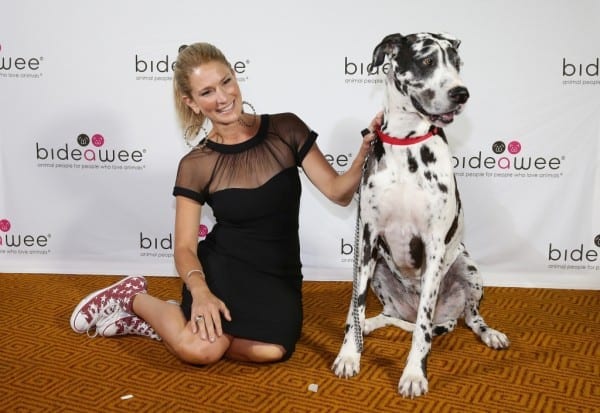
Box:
[1, 273, 598, 413]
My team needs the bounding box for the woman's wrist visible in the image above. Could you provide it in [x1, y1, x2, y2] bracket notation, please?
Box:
[185, 269, 205, 280]
[184, 268, 210, 293]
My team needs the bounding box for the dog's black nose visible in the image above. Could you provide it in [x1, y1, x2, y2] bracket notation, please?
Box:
[448, 86, 469, 104]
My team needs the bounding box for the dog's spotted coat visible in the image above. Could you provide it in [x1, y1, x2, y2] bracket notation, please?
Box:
[332, 33, 509, 398]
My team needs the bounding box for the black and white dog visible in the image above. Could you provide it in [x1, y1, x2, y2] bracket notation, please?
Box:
[332, 32, 509, 398]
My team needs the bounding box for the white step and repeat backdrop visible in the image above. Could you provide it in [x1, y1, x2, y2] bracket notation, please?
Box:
[1, 0, 599, 289]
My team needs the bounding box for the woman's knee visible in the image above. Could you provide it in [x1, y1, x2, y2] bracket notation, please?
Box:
[226, 340, 287, 363]
[254, 345, 287, 363]
[169, 336, 230, 365]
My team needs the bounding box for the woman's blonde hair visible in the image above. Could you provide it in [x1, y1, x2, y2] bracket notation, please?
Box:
[173, 42, 232, 140]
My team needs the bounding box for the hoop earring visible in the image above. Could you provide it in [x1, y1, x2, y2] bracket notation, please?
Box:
[183, 124, 209, 148]
[238, 100, 257, 128]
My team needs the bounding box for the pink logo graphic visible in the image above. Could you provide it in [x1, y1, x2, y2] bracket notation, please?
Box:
[507, 140, 522, 154]
[91, 134, 105, 147]
[198, 224, 208, 238]
[0, 219, 11, 232]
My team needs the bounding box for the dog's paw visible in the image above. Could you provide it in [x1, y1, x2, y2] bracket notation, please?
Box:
[332, 352, 361, 378]
[363, 319, 374, 336]
[481, 328, 510, 349]
[398, 368, 428, 398]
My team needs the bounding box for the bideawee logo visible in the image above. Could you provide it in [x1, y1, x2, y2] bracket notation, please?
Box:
[343, 55, 387, 85]
[135, 45, 251, 83]
[0, 43, 44, 79]
[325, 151, 354, 174]
[547, 234, 600, 271]
[339, 237, 354, 263]
[562, 57, 600, 86]
[0, 218, 51, 256]
[35, 132, 147, 171]
[453, 139, 565, 179]
[139, 225, 208, 259]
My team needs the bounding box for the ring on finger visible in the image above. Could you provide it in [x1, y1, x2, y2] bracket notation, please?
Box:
[195, 315, 204, 323]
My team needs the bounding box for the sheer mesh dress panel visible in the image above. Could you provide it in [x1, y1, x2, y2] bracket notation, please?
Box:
[173, 113, 317, 204]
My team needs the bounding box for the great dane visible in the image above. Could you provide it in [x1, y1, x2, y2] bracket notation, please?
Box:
[332, 32, 509, 398]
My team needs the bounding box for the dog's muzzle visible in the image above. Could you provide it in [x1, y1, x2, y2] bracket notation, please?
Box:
[448, 86, 469, 104]
[411, 86, 469, 125]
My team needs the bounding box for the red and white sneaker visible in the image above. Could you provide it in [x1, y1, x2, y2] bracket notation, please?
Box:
[70, 275, 147, 334]
[95, 311, 161, 341]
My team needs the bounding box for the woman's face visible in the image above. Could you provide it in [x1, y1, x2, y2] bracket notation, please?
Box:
[183, 60, 242, 126]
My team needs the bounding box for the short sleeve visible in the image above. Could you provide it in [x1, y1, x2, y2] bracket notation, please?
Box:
[172, 149, 213, 205]
[298, 130, 318, 164]
[270, 113, 318, 166]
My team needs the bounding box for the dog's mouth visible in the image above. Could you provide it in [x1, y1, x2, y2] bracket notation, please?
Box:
[411, 96, 461, 125]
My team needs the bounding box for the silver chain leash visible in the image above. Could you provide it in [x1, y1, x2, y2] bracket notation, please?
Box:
[351, 128, 373, 353]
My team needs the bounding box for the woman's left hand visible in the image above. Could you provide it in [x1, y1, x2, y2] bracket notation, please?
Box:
[357, 111, 383, 159]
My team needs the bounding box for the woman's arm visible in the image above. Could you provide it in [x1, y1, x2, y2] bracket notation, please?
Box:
[301, 114, 380, 206]
[174, 196, 231, 340]
[174, 196, 208, 289]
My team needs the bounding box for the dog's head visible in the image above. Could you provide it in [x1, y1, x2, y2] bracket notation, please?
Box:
[371, 32, 469, 127]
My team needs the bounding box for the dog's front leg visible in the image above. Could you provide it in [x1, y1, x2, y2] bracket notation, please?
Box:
[459, 250, 510, 349]
[398, 252, 446, 398]
[332, 224, 377, 378]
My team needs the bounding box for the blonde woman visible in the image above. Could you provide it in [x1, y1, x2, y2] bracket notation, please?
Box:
[71, 42, 378, 365]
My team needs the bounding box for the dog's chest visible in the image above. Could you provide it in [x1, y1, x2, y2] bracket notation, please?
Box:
[364, 137, 456, 226]
[361, 136, 461, 272]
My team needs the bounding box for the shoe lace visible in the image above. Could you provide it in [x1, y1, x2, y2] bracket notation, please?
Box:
[85, 300, 121, 338]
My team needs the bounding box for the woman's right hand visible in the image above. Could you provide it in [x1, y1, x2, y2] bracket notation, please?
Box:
[189, 287, 232, 342]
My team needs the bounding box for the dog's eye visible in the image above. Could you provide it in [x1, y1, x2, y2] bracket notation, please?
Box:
[423, 57, 434, 66]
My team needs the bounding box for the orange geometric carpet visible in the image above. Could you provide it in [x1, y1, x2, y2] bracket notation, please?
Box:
[1, 273, 598, 412]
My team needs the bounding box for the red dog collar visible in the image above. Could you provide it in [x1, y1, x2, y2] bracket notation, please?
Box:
[376, 126, 438, 145]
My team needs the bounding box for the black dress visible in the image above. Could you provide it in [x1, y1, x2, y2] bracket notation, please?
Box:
[172, 113, 317, 358]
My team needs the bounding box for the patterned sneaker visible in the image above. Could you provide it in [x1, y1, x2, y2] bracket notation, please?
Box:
[70, 275, 147, 334]
[95, 311, 161, 341]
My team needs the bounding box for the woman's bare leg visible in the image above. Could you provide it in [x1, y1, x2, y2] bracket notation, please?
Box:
[132, 293, 288, 364]
[132, 293, 230, 364]
[226, 339, 286, 363]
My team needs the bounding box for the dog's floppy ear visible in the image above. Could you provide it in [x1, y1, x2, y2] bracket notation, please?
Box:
[436, 32, 461, 49]
[370, 33, 404, 72]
